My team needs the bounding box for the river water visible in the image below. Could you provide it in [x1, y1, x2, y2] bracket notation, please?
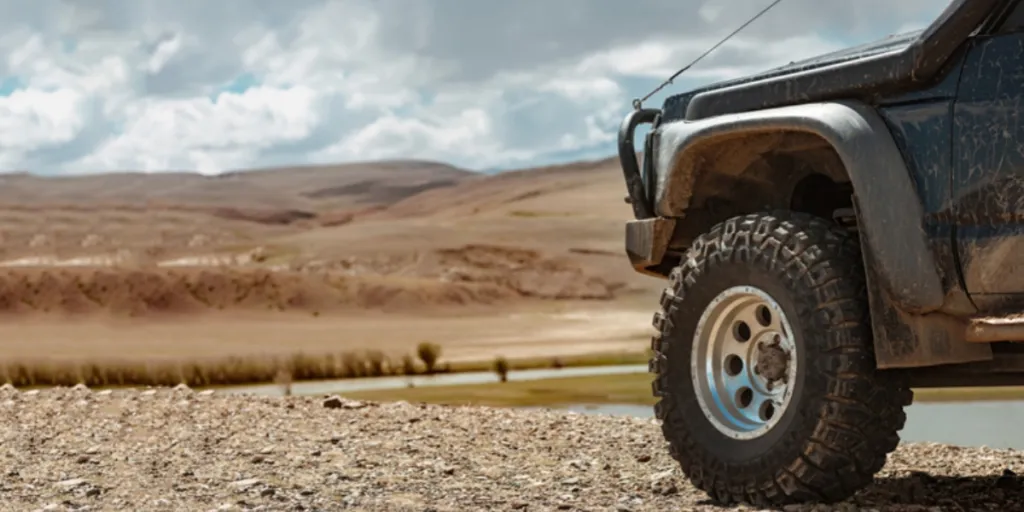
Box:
[221, 364, 1024, 450]
[552, 401, 1024, 450]
[218, 364, 650, 396]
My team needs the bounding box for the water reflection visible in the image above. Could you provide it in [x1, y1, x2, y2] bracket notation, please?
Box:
[545, 402, 1024, 450]
[219, 364, 649, 396]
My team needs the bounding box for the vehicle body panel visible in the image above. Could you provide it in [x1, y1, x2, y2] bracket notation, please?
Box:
[875, 59, 968, 313]
[951, 29, 1024, 308]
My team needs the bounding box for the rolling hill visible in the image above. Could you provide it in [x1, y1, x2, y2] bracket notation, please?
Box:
[0, 155, 660, 316]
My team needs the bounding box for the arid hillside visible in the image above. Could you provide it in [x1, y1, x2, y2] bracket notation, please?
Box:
[0, 156, 657, 317]
[0, 160, 472, 210]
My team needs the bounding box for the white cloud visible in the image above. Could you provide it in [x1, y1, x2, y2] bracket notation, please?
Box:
[77, 85, 320, 174]
[0, 0, 950, 174]
[145, 33, 183, 75]
[0, 89, 88, 168]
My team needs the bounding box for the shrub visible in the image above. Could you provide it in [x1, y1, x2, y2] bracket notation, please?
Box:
[401, 355, 417, 375]
[366, 350, 387, 377]
[340, 352, 366, 378]
[493, 356, 509, 383]
[416, 342, 442, 374]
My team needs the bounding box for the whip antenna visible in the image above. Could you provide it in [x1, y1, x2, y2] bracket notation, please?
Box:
[632, 0, 785, 110]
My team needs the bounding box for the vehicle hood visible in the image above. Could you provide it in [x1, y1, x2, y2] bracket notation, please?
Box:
[661, 29, 923, 120]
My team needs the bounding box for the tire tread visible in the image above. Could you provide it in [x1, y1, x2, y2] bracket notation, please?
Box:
[650, 210, 912, 506]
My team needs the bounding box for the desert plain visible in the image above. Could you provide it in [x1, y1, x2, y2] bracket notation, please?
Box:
[0, 157, 661, 386]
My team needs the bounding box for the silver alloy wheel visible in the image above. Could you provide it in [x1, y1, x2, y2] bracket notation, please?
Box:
[690, 285, 798, 440]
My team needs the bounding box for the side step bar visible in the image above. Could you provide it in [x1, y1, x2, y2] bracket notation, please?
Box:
[967, 316, 1024, 343]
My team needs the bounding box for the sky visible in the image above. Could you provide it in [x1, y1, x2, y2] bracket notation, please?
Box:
[0, 0, 951, 175]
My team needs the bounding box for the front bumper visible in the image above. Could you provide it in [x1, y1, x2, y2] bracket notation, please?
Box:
[619, 108, 674, 276]
[625, 217, 676, 276]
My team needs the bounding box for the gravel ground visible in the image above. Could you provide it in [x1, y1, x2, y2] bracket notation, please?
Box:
[1, 386, 1022, 512]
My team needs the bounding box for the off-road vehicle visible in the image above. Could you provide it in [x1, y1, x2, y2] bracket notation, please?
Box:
[618, 0, 1024, 506]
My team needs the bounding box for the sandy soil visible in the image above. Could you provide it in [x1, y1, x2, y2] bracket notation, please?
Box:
[1, 387, 1022, 511]
[0, 304, 654, 363]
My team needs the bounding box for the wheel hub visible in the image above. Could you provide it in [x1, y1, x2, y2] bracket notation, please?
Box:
[755, 336, 790, 384]
[690, 285, 799, 440]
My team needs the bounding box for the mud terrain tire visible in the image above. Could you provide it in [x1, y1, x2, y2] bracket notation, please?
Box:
[649, 211, 912, 506]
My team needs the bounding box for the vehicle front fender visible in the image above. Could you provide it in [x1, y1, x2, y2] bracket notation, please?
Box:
[653, 100, 944, 314]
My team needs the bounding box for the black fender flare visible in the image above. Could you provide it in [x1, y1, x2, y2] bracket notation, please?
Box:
[652, 100, 944, 314]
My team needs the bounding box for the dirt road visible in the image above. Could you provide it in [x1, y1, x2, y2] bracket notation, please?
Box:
[1, 387, 1021, 511]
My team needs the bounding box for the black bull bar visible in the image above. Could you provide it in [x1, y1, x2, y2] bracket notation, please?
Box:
[617, 108, 661, 219]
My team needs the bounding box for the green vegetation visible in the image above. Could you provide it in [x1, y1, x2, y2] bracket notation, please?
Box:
[448, 351, 648, 373]
[913, 386, 1024, 403]
[346, 372, 657, 408]
[508, 210, 556, 218]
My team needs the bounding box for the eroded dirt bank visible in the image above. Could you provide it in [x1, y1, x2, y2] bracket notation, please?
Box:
[0, 245, 621, 317]
[1, 388, 1022, 511]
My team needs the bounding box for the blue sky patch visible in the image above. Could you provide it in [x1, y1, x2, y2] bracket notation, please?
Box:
[210, 72, 260, 101]
[0, 76, 23, 96]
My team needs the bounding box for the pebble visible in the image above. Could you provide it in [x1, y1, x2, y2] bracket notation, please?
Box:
[228, 478, 261, 490]
[0, 388, 1021, 511]
[322, 395, 367, 409]
[55, 478, 88, 489]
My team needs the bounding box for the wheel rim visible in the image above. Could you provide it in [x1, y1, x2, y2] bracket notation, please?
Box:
[691, 285, 798, 440]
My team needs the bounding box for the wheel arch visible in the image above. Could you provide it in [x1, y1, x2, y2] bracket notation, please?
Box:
[653, 100, 944, 315]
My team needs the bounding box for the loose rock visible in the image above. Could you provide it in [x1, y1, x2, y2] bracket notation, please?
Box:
[55, 478, 88, 490]
[228, 478, 261, 490]
[0, 389, 1021, 511]
[322, 395, 366, 409]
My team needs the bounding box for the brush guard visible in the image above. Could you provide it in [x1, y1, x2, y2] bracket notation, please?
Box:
[618, 108, 661, 219]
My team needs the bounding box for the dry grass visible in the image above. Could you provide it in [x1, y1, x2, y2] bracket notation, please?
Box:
[0, 351, 401, 388]
[0, 349, 648, 389]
